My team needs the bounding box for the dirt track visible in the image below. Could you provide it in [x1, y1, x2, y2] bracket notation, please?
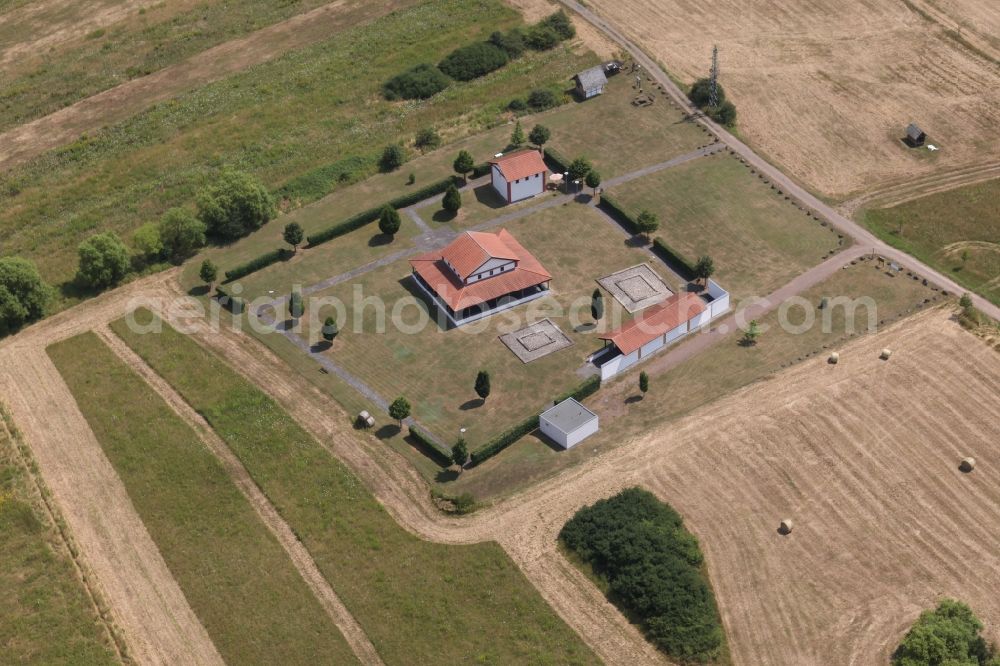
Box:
[0, 0, 400, 171]
[576, 0, 1000, 200]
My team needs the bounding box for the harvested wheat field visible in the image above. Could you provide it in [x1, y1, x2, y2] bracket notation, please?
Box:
[582, 0, 1000, 199]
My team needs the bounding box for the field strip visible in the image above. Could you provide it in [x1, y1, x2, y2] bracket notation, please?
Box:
[0, 408, 127, 662]
[0, 0, 397, 171]
[0, 344, 223, 666]
[95, 325, 384, 666]
[838, 161, 1000, 217]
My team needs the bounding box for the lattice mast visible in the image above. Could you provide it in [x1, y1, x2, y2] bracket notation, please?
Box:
[709, 45, 720, 108]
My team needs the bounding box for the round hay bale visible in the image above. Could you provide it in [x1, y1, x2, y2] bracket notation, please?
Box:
[828, 352, 839, 364]
[359, 410, 370, 421]
[880, 348, 892, 360]
[960, 457, 976, 473]
[779, 519, 793, 535]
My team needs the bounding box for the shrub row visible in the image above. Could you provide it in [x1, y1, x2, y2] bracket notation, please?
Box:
[306, 176, 459, 247]
[215, 287, 245, 315]
[471, 162, 492, 179]
[223, 248, 290, 282]
[276, 155, 369, 204]
[652, 237, 696, 281]
[560, 488, 726, 662]
[542, 146, 572, 174]
[599, 195, 697, 278]
[407, 425, 451, 463]
[553, 375, 600, 405]
[439, 42, 509, 81]
[469, 414, 540, 467]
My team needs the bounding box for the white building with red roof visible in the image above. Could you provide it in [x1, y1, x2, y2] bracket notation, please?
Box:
[489, 150, 547, 204]
[409, 229, 552, 326]
[590, 280, 730, 380]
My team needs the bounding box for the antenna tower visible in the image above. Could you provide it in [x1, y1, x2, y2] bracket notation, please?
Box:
[709, 45, 720, 108]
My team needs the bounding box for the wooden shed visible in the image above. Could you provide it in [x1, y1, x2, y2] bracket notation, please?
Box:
[573, 66, 608, 100]
[905, 123, 926, 147]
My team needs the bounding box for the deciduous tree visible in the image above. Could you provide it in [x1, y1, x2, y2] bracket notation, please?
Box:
[378, 206, 402, 237]
[389, 396, 411, 427]
[0, 257, 50, 333]
[442, 184, 462, 213]
[453, 150, 475, 184]
[196, 171, 274, 240]
[77, 232, 129, 289]
[199, 260, 218, 288]
[529, 124, 551, 148]
[283, 222, 304, 253]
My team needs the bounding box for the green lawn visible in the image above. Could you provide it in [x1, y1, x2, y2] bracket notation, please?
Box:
[449, 257, 945, 500]
[606, 151, 843, 300]
[295, 203, 673, 444]
[47, 333, 359, 666]
[110, 313, 598, 666]
[0, 407, 119, 666]
[0, 0, 595, 308]
[860, 177, 1000, 306]
[0, 0, 365, 132]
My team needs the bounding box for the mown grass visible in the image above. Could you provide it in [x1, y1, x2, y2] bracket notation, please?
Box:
[111, 312, 599, 666]
[0, 407, 119, 666]
[860, 177, 1000, 306]
[450, 257, 945, 500]
[0, 0, 347, 131]
[0, 0, 594, 310]
[606, 151, 843, 300]
[47, 333, 359, 665]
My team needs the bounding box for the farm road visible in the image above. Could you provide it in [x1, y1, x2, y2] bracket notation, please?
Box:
[556, 0, 1000, 323]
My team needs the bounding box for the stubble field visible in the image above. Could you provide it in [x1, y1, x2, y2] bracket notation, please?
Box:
[582, 0, 1000, 200]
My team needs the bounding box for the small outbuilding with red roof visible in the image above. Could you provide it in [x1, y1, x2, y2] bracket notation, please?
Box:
[409, 229, 552, 326]
[489, 150, 547, 204]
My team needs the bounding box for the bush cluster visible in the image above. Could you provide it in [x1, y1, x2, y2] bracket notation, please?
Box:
[893, 599, 999, 666]
[223, 248, 291, 282]
[560, 488, 725, 662]
[0, 256, 50, 334]
[687, 78, 738, 127]
[381, 11, 575, 101]
[276, 155, 368, 204]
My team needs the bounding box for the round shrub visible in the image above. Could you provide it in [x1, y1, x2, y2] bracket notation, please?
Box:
[0, 256, 50, 332]
[196, 171, 275, 241]
[525, 24, 560, 51]
[77, 232, 129, 289]
[688, 78, 727, 108]
[527, 88, 558, 111]
[438, 42, 509, 81]
[382, 63, 450, 101]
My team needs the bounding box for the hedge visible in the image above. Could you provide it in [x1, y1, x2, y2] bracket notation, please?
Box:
[471, 162, 492, 178]
[407, 425, 451, 463]
[223, 248, 290, 282]
[469, 414, 540, 467]
[553, 375, 600, 405]
[306, 176, 460, 247]
[542, 146, 571, 174]
[214, 287, 244, 315]
[652, 237, 696, 280]
[438, 42, 509, 82]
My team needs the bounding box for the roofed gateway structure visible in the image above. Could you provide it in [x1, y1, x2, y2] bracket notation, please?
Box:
[409, 229, 551, 326]
[490, 150, 547, 204]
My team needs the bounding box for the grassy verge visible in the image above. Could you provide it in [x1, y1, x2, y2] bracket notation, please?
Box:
[110, 312, 598, 665]
[0, 0, 594, 308]
[0, 406, 119, 665]
[0, 0, 351, 131]
[47, 333, 359, 665]
[859, 177, 1000, 306]
[449, 257, 945, 500]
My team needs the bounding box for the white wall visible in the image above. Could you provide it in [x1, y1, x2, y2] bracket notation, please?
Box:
[706, 279, 731, 319]
[491, 166, 508, 201]
[640, 336, 664, 358]
[508, 172, 544, 203]
[466, 258, 515, 284]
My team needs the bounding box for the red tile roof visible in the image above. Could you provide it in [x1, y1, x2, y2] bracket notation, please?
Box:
[440, 231, 518, 280]
[490, 150, 547, 182]
[410, 229, 551, 312]
[599, 292, 706, 355]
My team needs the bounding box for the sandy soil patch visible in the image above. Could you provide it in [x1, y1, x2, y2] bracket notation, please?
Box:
[580, 0, 1000, 199]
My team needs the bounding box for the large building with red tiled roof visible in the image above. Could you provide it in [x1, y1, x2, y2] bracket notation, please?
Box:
[490, 150, 547, 204]
[409, 229, 552, 326]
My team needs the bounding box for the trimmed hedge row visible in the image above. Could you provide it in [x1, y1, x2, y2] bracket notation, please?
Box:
[469, 414, 540, 467]
[471, 162, 492, 178]
[470, 376, 601, 467]
[652, 237, 696, 281]
[599, 195, 697, 279]
[543, 146, 571, 174]
[223, 248, 291, 282]
[407, 425, 451, 463]
[306, 176, 460, 247]
[215, 287, 245, 315]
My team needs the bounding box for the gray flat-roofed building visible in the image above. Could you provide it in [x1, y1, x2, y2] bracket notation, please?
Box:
[539, 398, 599, 449]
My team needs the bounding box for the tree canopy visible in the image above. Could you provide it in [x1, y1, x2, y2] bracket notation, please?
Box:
[438, 42, 509, 82]
[0, 256, 50, 333]
[894, 599, 999, 666]
[529, 124, 551, 148]
[688, 78, 727, 108]
[379, 145, 405, 173]
[568, 156, 593, 181]
[77, 232, 129, 289]
[635, 210, 659, 237]
[475, 370, 491, 401]
[379, 206, 402, 237]
[560, 488, 725, 662]
[382, 63, 450, 101]
[442, 184, 462, 213]
[283, 222, 304, 251]
[199, 259, 218, 285]
[389, 396, 411, 425]
[453, 150, 475, 181]
[159, 207, 206, 262]
[196, 171, 275, 240]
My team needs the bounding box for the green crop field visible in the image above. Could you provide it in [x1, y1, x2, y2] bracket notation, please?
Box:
[111, 312, 598, 665]
[48, 333, 359, 665]
[605, 152, 843, 300]
[0, 0, 594, 311]
[860, 178, 1000, 306]
[0, 407, 119, 666]
[449, 257, 945, 500]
